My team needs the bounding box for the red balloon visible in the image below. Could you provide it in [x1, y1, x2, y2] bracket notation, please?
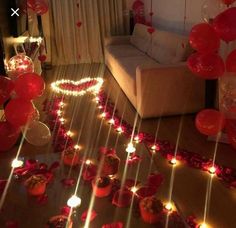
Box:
[226, 49, 236, 73]
[195, 109, 225, 136]
[34, 0, 49, 15]
[221, 0, 236, 6]
[5, 99, 35, 127]
[225, 119, 236, 149]
[0, 121, 20, 152]
[213, 7, 236, 42]
[14, 73, 45, 100]
[187, 52, 225, 79]
[0, 77, 14, 105]
[189, 23, 220, 54]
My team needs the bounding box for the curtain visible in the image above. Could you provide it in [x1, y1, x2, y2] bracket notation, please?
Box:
[50, 0, 125, 65]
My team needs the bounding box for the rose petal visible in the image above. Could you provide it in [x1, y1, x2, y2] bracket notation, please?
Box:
[61, 205, 72, 217]
[102, 222, 123, 228]
[82, 164, 97, 182]
[112, 189, 132, 208]
[6, 220, 18, 228]
[49, 161, 60, 171]
[81, 209, 97, 222]
[136, 186, 157, 199]
[61, 178, 76, 187]
[147, 173, 164, 189]
[124, 179, 140, 189]
[36, 194, 48, 205]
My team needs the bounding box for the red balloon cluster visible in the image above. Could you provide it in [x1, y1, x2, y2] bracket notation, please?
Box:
[188, 6, 236, 78]
[27, 0, 48, 15]
[0, 72, 45, 152]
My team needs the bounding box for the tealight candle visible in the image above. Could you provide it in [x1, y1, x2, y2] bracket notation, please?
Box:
[11, 159, 23, 168]
[98, 105, 103, 109]
[67, 195, 81, 208]
[59, 117, 65, 123]
[108, 118, 115, 125]
[151, 145, 157, 150]
[126, 142, 136, 153]
[198, 223, 209, 228]
[66, 131, 74, 137]
[85, 159, 92, 165]
[208, 166, 216, 175]
[101, 112, 107, 118]
[130, 186, 138, 193]
[116, 126, 123, 133]
[169, 158, 177, 165]
[57, 110, 62, 116]
[134, 136, 140, 143]
[59, 102, 65, 107]
[165, 202, 173, 212]
[74, 144, 80, 150]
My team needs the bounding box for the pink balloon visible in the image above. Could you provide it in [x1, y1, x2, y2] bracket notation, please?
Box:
[187, 52, 225, 79]
[226, 49, 236, 73]
[213, 7, 236, 42]
[189, 23, 220, 53]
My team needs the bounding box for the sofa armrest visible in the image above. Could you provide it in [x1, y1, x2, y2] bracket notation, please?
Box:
[104, 35, 131, 46]
[135, 62, 205, 118]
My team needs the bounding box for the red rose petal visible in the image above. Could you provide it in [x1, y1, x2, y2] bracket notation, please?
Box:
[102, 222, 123, 228]
[136, 186, 157, 199]
[36, 194, 48, 205]
[82, 164, 97, 182]
[112, 189, 132, 208]
[81, 209, 97, 222]
[49, 161, 60, 171]
[61, 178, 76, 187]
[147, 173, 164, 189]
[6, 220, 18, 228]
[124, 179, 140, 189]
[61, 205, 72, 217]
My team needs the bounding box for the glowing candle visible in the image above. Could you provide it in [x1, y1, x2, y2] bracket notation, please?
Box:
[198, 223, 209, 228]
[98, 105, 103, 109]
[59, 102, 65, 107]
[134, 136, 140, 143]
[67, 195, 81, 208]
[165, 202, 173, 212]
[101, 112, 107, 118]
[169, 158, 177, 165]
[85, 159, 91, 165]
[126, 142, 136, 153]
[74, 144, 80, 150]
[59, 117, 65, 123]
[11, 159, 23, 168]
[57, 110, 62, 116]
[66, 131, 74, 137]
[108, 118, 115, 125]
[116, 126, 123, 133]
[208, 166, 216, 175]
[130, 186, 138, 193]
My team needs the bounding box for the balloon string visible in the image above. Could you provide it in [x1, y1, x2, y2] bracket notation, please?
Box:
[150, 0, 153, 26]
[183, 0, 187, 33]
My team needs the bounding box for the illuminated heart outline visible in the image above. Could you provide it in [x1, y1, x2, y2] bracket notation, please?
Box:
[51, 77, 104, 96]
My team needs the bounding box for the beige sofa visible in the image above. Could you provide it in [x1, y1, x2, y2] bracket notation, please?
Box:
[104, 23, 205, 118]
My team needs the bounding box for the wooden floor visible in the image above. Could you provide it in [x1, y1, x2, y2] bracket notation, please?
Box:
[1, 64, 236, 228]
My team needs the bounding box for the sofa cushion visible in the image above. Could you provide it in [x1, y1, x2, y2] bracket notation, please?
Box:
[130, 23, 151, 53]
[147, 30, 189, 64]
[117, 55, 157, 80]
[106, 44, 145, 58]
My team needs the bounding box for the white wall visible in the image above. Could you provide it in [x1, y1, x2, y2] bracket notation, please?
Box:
[127, 0, 206, 35]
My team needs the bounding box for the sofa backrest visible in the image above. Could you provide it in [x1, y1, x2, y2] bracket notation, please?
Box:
[130, 23, 151, 53]
[130, 23, 192, 65]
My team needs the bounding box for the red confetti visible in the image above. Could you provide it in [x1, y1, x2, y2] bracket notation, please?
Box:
[81, 209, 97, 222]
